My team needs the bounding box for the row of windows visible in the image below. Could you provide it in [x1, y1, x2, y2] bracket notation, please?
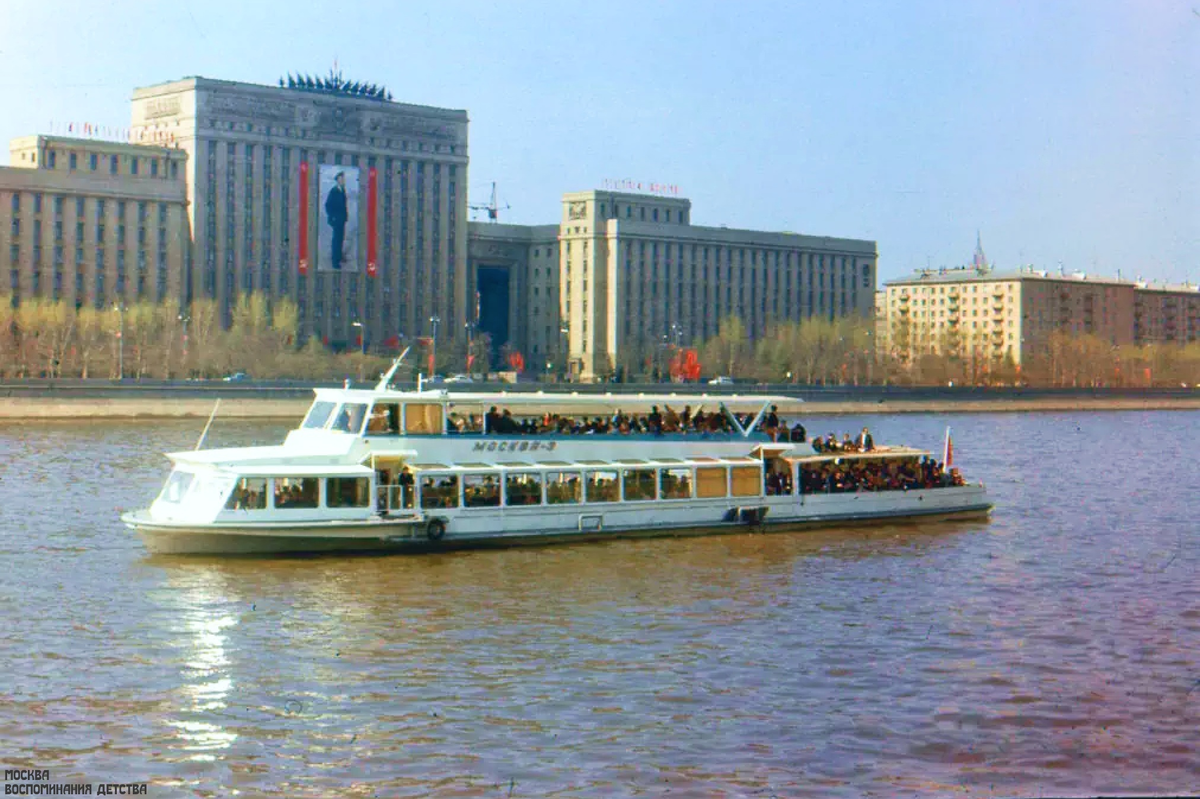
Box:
[415, 464, 759, 510]
[40, 149, 178, 179]
[222, 476, 370, 510]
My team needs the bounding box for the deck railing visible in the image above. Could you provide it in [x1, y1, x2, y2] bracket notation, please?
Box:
[377, 485, 414, 514]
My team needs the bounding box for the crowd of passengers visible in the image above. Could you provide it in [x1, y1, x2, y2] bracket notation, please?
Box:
[462, 405, 748, 436]
[442, 404, 815, 439]
[811, 426, 875, 453]
[799, 456, 965, 494]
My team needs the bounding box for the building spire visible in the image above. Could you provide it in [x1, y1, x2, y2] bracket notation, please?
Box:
[973, 230, 988, 271]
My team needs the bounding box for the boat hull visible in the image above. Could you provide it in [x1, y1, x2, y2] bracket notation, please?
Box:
[124, 494, 993, 555]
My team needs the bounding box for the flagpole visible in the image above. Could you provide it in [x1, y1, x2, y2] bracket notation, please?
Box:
[943, 426, 951, 466]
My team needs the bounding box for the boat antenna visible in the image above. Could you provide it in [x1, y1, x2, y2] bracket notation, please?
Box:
[195, 399, 221, 451]
[375, 346, 412, 391]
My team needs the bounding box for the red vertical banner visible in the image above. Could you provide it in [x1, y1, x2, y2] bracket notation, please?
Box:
[366, 166, 378, 277]
[298, 161, 309, 274]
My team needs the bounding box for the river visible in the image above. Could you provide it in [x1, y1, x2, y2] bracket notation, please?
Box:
[0, 411, 1195, 797]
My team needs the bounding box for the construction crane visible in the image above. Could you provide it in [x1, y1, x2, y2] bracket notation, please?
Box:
[468, 182, 510, 223]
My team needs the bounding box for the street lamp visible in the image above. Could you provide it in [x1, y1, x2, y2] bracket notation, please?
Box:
[178, 313, 190, 378]
[351, 321, 365, 355]
[113, 302, 125, 380]
[559, 322, 570, 380]
[429, 314, 441, 376]
[465, 321, 473, 374]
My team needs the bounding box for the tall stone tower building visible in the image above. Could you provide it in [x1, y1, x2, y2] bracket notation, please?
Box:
[129, 73, 469, 348]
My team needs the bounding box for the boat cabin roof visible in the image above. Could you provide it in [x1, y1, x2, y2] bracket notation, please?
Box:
[312, 387, 799, 409]
[216, 464, 375, 477]
[403, 455, 762, 473]
[792, 446, 929, 463]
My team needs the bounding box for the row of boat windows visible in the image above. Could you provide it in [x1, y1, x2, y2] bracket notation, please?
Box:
[302, 400, 744, 439]
[414, 465, 762, 509]
[302, 401, 443, 435]
[159, 472, 373, 510]
[224, 476, 372, 510]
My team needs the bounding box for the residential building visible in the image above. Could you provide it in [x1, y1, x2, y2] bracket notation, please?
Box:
[882, 264, 1199, 369]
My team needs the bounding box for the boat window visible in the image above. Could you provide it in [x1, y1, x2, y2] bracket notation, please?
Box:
[366, 403, 401, 435]
[545, 471, 581, 504]
[405, 403, 443, 434]
[275, 477, 319, 508]
[505, 472, 543, 506]
[586, 470, 619, 503]
[420, 474, 459, 509]
[622, 469, 657, 501]
[302, 400, 336, 430]
[463, 473, 501, 507]
[331, 403, 368, 434]
[326, 477, 370, 508]
[695, 466, 728, 498]
[224, 477, 267, 510]
[447, 404, 484, 434]
[158, 471, 194, 503]
[660, 468, 693, 499]
[731, 465, 762, 497]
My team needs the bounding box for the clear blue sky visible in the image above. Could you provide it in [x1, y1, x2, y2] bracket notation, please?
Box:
[2, 0, 1197, 284]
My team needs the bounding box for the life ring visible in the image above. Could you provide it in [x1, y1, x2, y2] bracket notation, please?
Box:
[426, 518, 446, 541]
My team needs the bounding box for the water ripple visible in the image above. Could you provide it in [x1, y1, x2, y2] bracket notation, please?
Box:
[0, 412, 1196, 796]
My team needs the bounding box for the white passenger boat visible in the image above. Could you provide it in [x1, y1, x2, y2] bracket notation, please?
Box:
[123, 366, 992, 555]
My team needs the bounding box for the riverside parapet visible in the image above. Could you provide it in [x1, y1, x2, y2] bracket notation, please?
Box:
[2, 393, 1199, 420]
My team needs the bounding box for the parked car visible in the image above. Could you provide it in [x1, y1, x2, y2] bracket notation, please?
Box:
[445, 374, 475, 384]
[223, 372, 248, 382]
[707, 376, 735, 385]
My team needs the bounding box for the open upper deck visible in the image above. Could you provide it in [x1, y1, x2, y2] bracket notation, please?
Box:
[294, 387, 803, 441]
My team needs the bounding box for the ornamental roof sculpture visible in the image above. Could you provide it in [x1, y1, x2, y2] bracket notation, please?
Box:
[280, 68, 392, 101]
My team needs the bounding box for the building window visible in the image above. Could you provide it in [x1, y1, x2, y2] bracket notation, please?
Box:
[47, 150, 56, 169]
[89, 153, 97, 171]
[69, 152, 77, 170]
[110, 155, 118, 174]
[150, 160, 158, 177]
[131, 158, 139, 176]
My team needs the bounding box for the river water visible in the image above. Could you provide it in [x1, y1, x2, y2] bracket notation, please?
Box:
[0, 411, 1196, 797]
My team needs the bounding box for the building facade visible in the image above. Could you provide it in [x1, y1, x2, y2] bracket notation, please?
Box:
[469, 190, 877, 380]
[882, 265, 1200, 368]
[129, 74, 469, 349]
[1, 136, 189, 309]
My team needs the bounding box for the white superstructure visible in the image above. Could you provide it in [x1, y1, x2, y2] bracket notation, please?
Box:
[123, 376, 992, 555]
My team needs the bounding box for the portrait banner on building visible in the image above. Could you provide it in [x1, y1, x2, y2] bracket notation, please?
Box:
[318, 165, 360, 272]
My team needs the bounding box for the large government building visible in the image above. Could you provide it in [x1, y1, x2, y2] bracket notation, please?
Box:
[1, 136, 189, 308]
[2, 70, 880, 377]
[468, 190, 876, 380]
[128, 73, 469, 348]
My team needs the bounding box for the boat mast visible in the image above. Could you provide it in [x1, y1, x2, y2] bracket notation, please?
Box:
[375, 346, 412, 391]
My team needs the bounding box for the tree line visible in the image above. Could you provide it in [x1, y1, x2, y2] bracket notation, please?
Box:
[621, 314, 1200, 388]
[2, 296, 1199, 387]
